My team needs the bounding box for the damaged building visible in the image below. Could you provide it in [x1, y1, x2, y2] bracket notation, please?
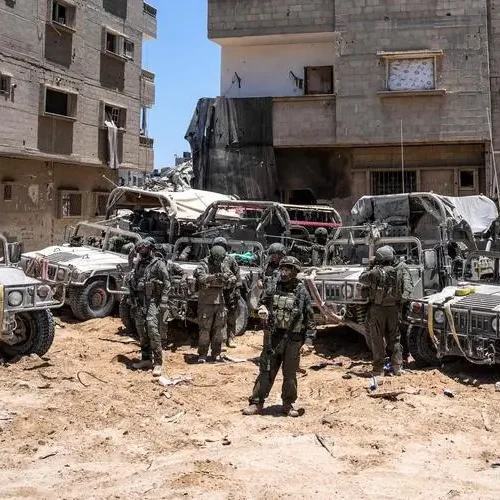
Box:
[190, 0, 500, 215]
[0, 0, 157, 250]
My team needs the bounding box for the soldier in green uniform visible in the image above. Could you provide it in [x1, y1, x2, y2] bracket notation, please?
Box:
[243, 256, 316, 417]
[128, 237, 171, 377]
[394, 254, 414, 366]
[194, 245, 237, 363]
[259, 242, 286, 288]
[359, 245, 404, 377]
[212, 236, 241, 349]
[291, 227, 329, 267]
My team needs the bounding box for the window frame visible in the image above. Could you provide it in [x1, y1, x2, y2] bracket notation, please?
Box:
[43, 85, 78, 121]
[371, 170, 418, 196]
[58, 190, 83, 218]
[50, 0, 77, 33]
[304, 65, 334, 96]
[0, 72, 11, 96]
[101, 101, 127, 131]
[377, 50, 445, 97]
[2, 183, 13, 202]
[102, 27, 134, 61]
[458, 169, 477, 191]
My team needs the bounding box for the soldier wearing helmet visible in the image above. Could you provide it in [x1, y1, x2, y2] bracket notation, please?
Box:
[291, 227, 330, 267]
[359, 245, 405, 377]
[258, 242, 286, 291]
[193, 245, 237, 363]
[126, 236, 172, 377]
[212, 236, 241, 349]
[243, 255, 316, 418]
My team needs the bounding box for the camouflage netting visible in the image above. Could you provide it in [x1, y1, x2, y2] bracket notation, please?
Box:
[185, 97, 278, 200]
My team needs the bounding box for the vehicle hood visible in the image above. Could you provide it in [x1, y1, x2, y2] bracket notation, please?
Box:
[0, 266, 42, 286]
[302, 266, 364, 281]
[22, 246, 129, 272]
[422, 283, 500, 311]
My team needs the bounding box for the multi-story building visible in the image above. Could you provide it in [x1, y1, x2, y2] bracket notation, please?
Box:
[208, 0, 499, 214]
[0, 0, 157, 250]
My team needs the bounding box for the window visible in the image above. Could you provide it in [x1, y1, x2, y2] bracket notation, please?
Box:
[372, 171, 417, 196]
[45, 87, 77, 118]
[60, 191, 82, 217]
[304, 66, 333, 95]
[0, 73, 11, 96]
[94, 193, 108, 216]
[3, 184, 13, 201]
[103, 28, 134, 60]
[103, 103, 126, 129]
[459, 170, 476, 189]
[51, 0, 75, 29]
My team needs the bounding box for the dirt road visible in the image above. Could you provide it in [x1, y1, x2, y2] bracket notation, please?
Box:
[1, 315, 500, 499]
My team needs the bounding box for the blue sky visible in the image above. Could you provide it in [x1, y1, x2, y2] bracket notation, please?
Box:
[142, 1, 220, 169]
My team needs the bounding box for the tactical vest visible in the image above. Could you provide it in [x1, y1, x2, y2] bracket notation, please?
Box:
[272, 291, 302, 331]
[371, 265, 398, 306]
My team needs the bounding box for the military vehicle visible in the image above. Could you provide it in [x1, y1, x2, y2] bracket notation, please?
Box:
[20, 187, 236, 321]
[406, 250, 500, 366]
[304, 193, 499, 344]
[0, 234, 64, 358]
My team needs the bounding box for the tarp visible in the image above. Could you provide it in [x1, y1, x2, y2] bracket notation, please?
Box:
[185, 97, 278, 200]
[351, 193, 498, 235]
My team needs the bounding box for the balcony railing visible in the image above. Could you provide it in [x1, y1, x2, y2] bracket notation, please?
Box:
[140, 136, 154, 148]
[143, 2, 157, 18]
[141, 69, 155, 82]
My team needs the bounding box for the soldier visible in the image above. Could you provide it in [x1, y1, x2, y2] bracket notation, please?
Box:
[359, 245, 403, 377]
[259, 242, 286, 286]
[394, 254, 414, 367]
[128, 237, 171, 377]
[243, 256, 316, 418]
[291, 227, 329, 267]
[212, 236, 241, 349]
[194, 245, 237, 363]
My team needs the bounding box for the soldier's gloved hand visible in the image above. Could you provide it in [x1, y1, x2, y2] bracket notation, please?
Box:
[257, 305, 269, 320]
[257, 279, 263, 289]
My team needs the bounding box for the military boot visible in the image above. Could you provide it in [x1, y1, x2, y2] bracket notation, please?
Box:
[242, 403, 263, 416]
[152, 365, 163, 377]
[226, 339, 237, 349]
[282, 403, 300, 418]
[132, 359, 153, 370]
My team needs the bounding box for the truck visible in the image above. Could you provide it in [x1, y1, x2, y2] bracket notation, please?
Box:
[0, 234, 64, 358]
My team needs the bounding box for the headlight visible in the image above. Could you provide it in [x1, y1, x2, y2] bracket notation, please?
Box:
[342, 284, 354, 299]
[492, 318, 499, 332]
[37, 285, 51, 299]
[57, 269, 66, 280]
[434, 310, 445, 324]
[8, 290, 24, 307]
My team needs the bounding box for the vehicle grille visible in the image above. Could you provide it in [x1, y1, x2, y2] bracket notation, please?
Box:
[45, 252, 81, 263]
[456, 293, 500, 310]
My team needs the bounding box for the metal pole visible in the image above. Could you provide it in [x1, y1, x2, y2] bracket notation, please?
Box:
[486, 107, 500, 208]
[401, 119, 405, 193]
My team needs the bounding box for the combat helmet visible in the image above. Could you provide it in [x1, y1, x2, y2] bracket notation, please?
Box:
[135, 236, 156, 251]
[374, 245, 395, 264]
[210, 245, 227, 263]
[268, 243, 286, 255]
[279, 256, 302, 272]
[314, 227, 328, 238]
[213, 236, 228, 248]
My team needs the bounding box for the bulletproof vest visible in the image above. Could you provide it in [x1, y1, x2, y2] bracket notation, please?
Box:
[371, 265, 398, 306]
[272, 284, 302, 332]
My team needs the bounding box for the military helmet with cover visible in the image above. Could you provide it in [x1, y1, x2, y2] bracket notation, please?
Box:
[268, 243, 286, 256]
[314, 227, 328, 238]
[374, 245, 395, 264]
[213, 236, 228, 249]
[210, 245, 226, 263]
[279, 256, 302, 272]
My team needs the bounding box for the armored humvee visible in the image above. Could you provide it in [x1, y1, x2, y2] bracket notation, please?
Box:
[0, 234, 64, 358]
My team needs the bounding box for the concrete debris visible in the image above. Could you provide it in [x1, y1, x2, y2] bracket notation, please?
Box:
[158, 375, 192, 387]
[495, 382, 500, 392]
[443, 388, 459, 398]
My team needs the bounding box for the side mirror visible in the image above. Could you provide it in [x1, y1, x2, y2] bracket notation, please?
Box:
[423, 249, 437, 270]
[8, 242, 22, 264]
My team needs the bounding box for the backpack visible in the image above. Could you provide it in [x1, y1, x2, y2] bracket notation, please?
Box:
[373, 265, 398, 306]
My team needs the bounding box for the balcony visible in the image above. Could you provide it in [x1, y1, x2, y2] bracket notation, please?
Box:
[140, 69, 155, 107]
[273, 95, 336, 147]
[143, 2, 157, 40]
[139, 135, 154, 172]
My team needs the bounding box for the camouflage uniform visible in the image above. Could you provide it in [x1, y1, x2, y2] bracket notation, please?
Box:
[359, 246, 403, 375]
[246, 257, 316, 415]
[291, 227, 329, 267]
[194, 246, 236, 361]
[394, 259, 414, 364]
[129, 239, 171, 370]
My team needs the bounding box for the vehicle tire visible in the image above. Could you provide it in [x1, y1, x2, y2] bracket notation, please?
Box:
[71, 279, 115, 321]
[408, 325, 439, 368]
[0, 310, 55, 359]
[235, 295, 249, 336]
[119, 296, 137, 337]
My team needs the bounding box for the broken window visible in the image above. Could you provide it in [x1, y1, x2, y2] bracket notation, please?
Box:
[51, 0, 75, 28]
[0, 73, 11, 95]
[3, 184, 13, 201]
[104, 104, 126, 129]
[60, 192, 82, 217]
[459, 170, 475, 189]
[304, 66, 333, 95]
[371, 171, 417, 196]
[388, 58, 435, 91]
[45, 88, 77, 118]
[103, 28, 133, 60]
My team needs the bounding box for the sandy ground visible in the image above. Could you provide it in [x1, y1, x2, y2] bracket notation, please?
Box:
[1, 313, 500, 500]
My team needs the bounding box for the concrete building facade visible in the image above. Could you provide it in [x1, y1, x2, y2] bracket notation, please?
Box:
[208, 0, 497, 214]
[0, 0, 157, 250]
